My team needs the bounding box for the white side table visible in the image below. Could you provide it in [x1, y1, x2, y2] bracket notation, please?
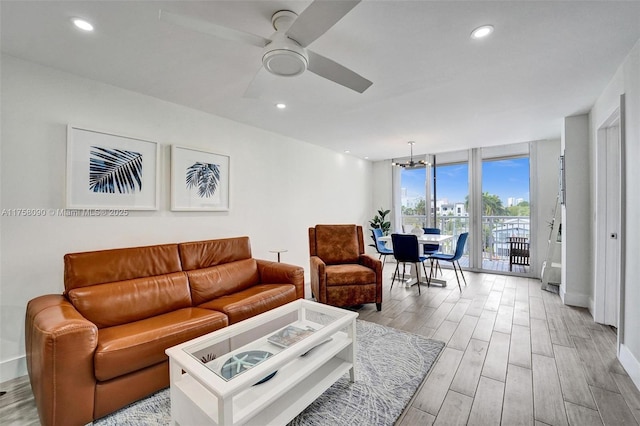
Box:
[269, 249, 288, 262]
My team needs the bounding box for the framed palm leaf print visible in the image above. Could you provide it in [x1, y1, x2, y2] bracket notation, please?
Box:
[66, 125, 159, 210]
[171, 145, 230, 211]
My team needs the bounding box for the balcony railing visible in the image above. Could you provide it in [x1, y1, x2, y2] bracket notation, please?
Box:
[400, 214, 530, 272]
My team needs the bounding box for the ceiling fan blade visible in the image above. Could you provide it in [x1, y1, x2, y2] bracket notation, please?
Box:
[307, 50, 372, 93]
[243, 67, 275, 99]
[285, 0, 361, 47]
[159, 9, 270, 49]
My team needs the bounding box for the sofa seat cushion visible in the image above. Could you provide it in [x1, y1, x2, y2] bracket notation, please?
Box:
[326, 264, 376, 286]
[198, 284, 297, 324]
[95, 308, 228, 381]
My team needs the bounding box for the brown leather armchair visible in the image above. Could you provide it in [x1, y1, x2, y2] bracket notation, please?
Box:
[309, 224, 382, 311]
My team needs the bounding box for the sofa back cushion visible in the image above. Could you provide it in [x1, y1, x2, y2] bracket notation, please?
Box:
[64, 244, 182, 292]
[67, 272, 192, 328]
[186, 258, 260, 305]
[179, 237, 252, 270]
[311, 225, 363, 265]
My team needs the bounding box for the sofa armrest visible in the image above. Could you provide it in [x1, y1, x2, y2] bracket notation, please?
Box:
[309, 256, 327, 303]
[25, 295, 98, 426]
[256, 259, 305, 299]
[359, 254, 382, 276]
[359, 254, 383, 302]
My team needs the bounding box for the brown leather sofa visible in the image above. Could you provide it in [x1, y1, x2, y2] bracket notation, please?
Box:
[308, 224, 382, 311]
[25, 236, 304, 426]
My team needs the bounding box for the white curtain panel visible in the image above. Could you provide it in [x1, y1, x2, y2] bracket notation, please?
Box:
[391, 164, 403, 233]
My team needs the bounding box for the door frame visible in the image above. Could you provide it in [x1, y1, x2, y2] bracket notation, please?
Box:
[593, 95, 626, 336]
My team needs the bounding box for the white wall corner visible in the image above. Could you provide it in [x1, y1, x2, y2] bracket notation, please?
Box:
[619, 344, 640, 392]
[0, 355, 27, 383]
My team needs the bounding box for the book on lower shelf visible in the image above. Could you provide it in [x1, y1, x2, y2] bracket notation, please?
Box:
[267, 325, 315, 348]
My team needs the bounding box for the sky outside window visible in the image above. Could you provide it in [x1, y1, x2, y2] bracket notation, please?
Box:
[435, 163, 469, 204]
[401, 157, 529, 206]
[482, 158, 530, 205]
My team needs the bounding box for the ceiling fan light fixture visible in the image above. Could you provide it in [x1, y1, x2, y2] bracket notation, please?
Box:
[262, 31, 309, 77]
[471, 25, 494, 39]
[72, 18, 94, 32]
[263, 49, 308, 76]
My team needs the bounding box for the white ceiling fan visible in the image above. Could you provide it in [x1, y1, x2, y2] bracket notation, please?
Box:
[159, 0, 372, 97]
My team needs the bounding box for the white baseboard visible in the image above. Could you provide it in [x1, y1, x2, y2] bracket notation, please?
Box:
[619, 344, 640, 392]
[0, 355, 27, 383]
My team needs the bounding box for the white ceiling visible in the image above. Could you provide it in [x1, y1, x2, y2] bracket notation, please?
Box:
[2, 1, 640, 161]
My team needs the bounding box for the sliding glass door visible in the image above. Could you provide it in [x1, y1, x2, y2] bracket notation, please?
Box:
[434, 155, 469, 258]
[481, 156, 531, 273]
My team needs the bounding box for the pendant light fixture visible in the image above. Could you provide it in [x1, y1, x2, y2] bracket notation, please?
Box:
[392, 141, 427, 168]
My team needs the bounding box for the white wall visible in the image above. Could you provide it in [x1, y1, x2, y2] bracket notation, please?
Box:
[371, 159, 393, 232]
[531, 139, 561, 277]
[0, 55, 373, 381]
[560, 115, 592, 307]
[590, 39, 640, 389]
[372, 160, 393, 213]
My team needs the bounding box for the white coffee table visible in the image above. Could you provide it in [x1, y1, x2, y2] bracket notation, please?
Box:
[165, 299, 358, 426]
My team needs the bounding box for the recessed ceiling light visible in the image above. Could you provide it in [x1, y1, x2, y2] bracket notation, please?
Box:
[344, 150, 351, 154]
[275, 103, 286, 109]
[72, 18, 94, 32]
[471, 25, 494, 39]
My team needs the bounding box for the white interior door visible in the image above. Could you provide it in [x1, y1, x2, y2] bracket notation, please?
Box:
[595, 104, 623, 328]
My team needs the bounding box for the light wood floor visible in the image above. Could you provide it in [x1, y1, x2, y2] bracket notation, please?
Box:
[356, 266, 640, 425]
[2, 268, 639, 425]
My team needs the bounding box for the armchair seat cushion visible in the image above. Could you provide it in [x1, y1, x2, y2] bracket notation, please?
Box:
[326, 264, 376, 286]
[199, 284, 297, 324]
[95, 308, 228, 381]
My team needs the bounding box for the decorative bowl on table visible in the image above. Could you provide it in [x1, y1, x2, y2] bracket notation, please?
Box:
[411, 226, 424, 236]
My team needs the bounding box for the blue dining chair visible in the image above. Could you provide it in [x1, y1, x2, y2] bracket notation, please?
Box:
[371, 228, 393, 268]
[428, 232, 468, 291]
[390, 233, 430, 294]
[423, 227, 443, 277]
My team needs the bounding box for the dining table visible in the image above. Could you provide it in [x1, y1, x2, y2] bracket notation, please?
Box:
[378, 233, 454, 287]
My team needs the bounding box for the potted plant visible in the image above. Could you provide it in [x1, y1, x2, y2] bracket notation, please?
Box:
[369, 208, 391, 236]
